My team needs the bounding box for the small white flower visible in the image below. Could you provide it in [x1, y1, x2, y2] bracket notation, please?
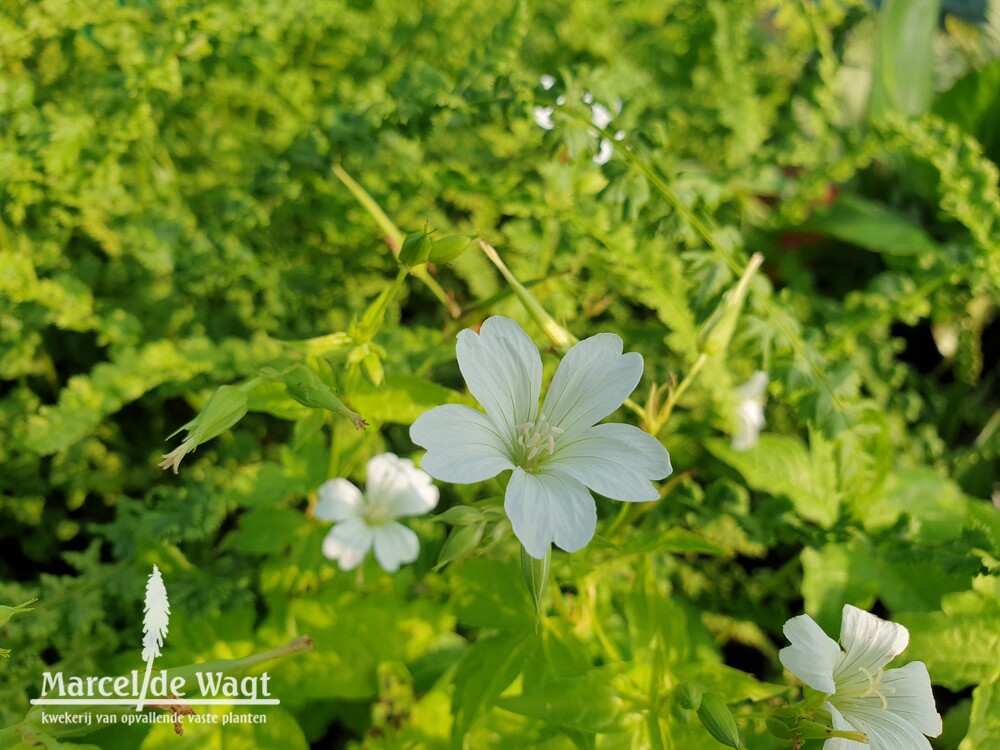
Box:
[410, 316, 672, 559]
[533, 105, 555, 131]
[732, 371, 768, 451]
[780, 605, 942, 750]
[539, 74, 556, 90]
[590, 102, 613, 130]
[314, 453, 438, 572]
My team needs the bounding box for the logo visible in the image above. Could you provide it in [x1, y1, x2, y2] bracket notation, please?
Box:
[30, 567, 279, 730]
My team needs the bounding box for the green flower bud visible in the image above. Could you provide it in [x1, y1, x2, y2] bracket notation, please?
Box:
[765, 717, 792, 739]
[281, 365, 368, 430]
[792, 719, 867, 743]
[433, 506, 486, 526]
[696, 693, 742, 750]
[160, 385, 249, 473]
[399, 230, 433, 268]
[0, 599, 36, 628]
[435, 522, 485, 569]
[520, 543, 550, 626]
[479, 240, 576, 350]
[429, 234, 475, 264]
[696, 253, 763, 356]
[675, 683, 705, 711]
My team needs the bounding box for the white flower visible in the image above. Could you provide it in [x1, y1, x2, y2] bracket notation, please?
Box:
[314, 453, 439, 572]
[410, 316, 672, 559]
[732, 370, 768, 451]
[533, 106, 555, 130]
[779, 605, 942, 750]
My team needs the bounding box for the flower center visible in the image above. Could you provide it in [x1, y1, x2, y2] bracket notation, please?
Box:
[514, 413, 564, 471]
[362, 496, 393, 526]
[852, 666, 896, 710]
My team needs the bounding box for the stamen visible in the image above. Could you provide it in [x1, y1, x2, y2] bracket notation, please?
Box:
[514, 413, 564, 468]
[857, 667, 894, 710]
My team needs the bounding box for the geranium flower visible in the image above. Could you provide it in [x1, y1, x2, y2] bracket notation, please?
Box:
[314, 453, 439, 572]
[410, 316, 672, 558]
[732, 371, 768, 451]
[779, 605, 942, 750]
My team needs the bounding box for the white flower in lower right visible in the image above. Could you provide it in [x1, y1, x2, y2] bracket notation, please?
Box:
[779, 604, 942, 750]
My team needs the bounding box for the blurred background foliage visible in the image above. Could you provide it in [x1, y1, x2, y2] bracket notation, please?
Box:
[1, 0, 998, 747]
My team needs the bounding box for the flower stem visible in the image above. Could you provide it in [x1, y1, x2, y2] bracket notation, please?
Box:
[477, 240, 576, 350]
[332, 164, 460, 318]
[654, 352, 708, 434]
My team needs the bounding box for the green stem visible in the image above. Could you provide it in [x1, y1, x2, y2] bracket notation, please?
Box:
[656, 352, 708, 433]
[332, 164, 460, 318]
[478, 240, 576, 350]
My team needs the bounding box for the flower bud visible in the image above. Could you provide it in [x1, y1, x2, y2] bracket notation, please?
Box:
[399, 230, 432, 268]
[429, 234, 475, 264]
[765, 717, 792, 739]
[435, 522, 485, 569]
[160, 385, 248, 473]
[0, 599, 36, 628]
[696, 693, 742, 749]
[433, 506, 486, 526]
[675, 683, 704, 711]
[478, 240, 576, 350]
[696, 253, 763, 356]
[520, 543, 550, 625]
[281, 365, 368, 430]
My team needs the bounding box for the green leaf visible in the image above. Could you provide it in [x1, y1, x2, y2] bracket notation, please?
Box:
[868, 0, 941, 118]
[140, 705, 309, 750]
[899, 577, 1000, 690]
[933, 59, 1000, 165]
[705, 435, 839, 527]
[497, 666, 630, 734]
[799, 194, 939, 256]
[801, 543, 880, 633]
[451, 631, 536, 748]
[349, 376, 465, 425]
[960, 676, 1000, 750]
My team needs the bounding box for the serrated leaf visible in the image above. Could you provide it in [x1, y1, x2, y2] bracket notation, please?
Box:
[705, 435, 839, 527]
[899, 578, 1000, 690]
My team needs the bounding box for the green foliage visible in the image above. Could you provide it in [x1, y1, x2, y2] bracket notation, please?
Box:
[1, 0, 998, 748]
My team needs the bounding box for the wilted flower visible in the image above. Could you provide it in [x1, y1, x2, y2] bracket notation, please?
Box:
[779, 605, 942, 750]
[732, 371, 768, 451]
[410, 316, 672, 559]
[160, 385, 249, 473]
[314, 453, 438, 572]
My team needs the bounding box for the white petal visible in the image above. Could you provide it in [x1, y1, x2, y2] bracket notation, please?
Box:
[835, 605, 909, 681]
[456, 316, 541, 442]
[593, 139, 614, 165]
[315, 479, 363, 522]
[364, 453, 439, 518]
[322, 518, 373, 571]
[825, 703, 863, 750]
[371, 522, 420, 572]
[591, 102, 613, 129]
[735, 371, 769, 400]
[732, 399, 765, 451]
[541, 333, 643, 436]
[779, 614, 841, 694]
[881, 662, 942, 737]
[410, 404, 514, 483]
[533, 106, 554, 130]
[549, 423, 671, 501]
[832, 698, 934, 750]
[504, 467, 596, 559]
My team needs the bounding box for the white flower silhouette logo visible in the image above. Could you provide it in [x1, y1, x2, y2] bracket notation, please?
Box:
[136, 565, 170, 711]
